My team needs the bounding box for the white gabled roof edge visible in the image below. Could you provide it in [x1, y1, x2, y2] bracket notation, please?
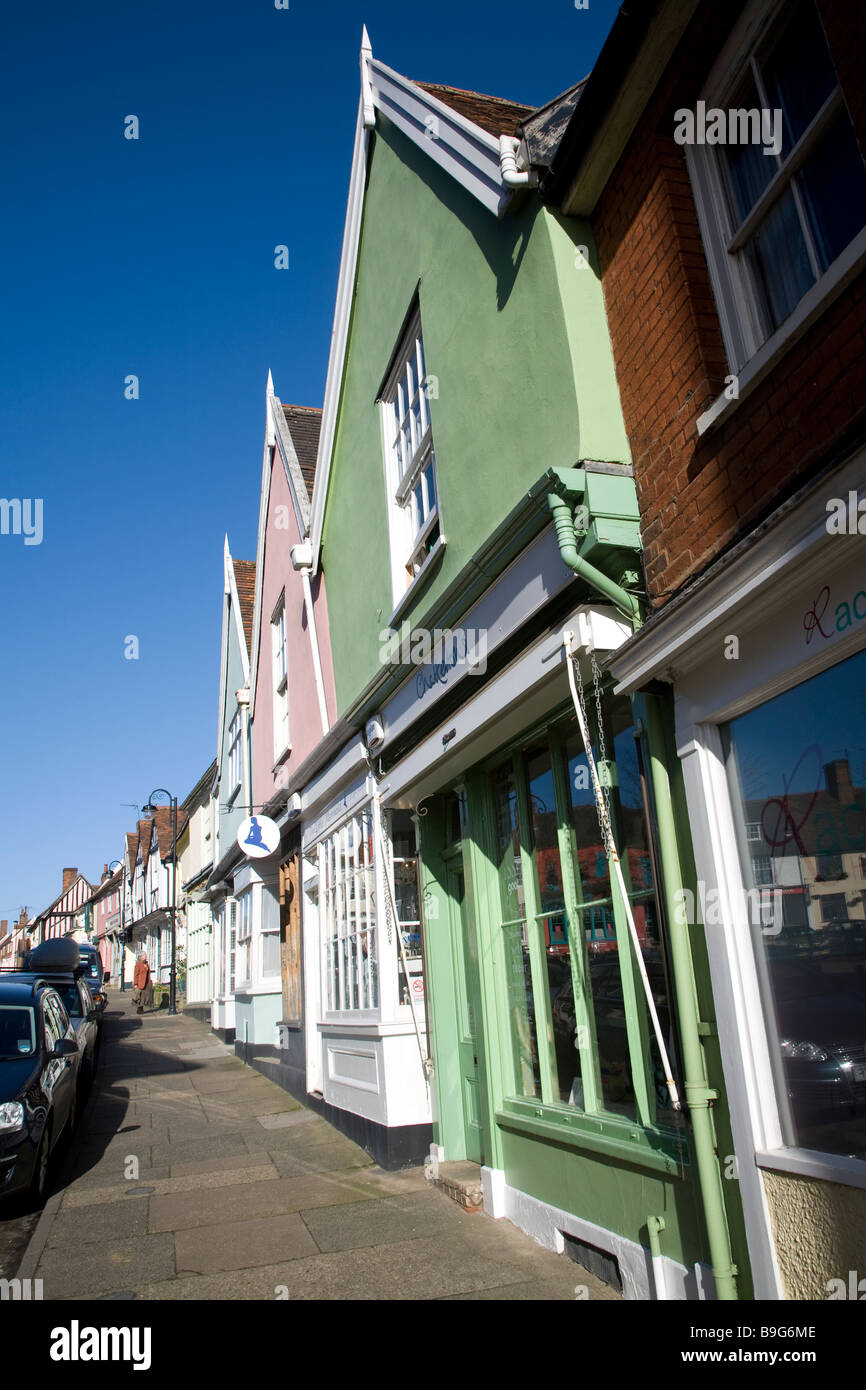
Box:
[216, 535, 252, 783]
[309, 31, 520, 570]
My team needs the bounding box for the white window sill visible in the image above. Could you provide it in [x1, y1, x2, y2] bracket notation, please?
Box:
[271, 745, 291, 773]
[697, 227, 866, 437]
[388, 534, 446, 627]
[755, 1146, 866, 1192]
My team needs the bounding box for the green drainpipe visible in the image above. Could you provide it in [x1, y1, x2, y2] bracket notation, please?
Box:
[548, 493, 640, 623]
[643, 695, 739, 1301]
[549, 487, 739, 1301]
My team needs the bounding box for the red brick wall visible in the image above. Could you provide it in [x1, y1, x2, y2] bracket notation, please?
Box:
[594, 0, 866, 607]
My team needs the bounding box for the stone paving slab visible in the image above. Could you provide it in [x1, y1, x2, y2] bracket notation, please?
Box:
[175, 1211, 319, 1274]
[25, 993, 616, 1302]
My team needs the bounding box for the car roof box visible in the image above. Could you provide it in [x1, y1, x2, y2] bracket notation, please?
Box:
[25, 939, 82, 974]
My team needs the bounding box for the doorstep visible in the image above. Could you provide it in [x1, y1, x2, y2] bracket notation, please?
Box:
[432, 1161, 484, 1212]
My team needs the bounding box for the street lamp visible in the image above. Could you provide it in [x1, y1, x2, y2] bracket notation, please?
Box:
[107, 859, 125, 990]
[142, 789, 178, 1017]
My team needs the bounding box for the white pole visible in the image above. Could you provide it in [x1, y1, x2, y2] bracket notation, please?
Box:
[564, 631, 681, 1113]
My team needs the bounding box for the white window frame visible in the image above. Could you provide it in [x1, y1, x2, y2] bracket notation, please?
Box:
[687, 0, 866, 394]
[271, 594, 290, 762]
[228, 709, 242, 799]
[379, 309, 444, 609]
[236, 888, 253, 986]
[319, 806, 379, 1020]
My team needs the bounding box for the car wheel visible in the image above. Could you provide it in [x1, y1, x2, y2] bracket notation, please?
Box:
[31, 1126, 50, 1201]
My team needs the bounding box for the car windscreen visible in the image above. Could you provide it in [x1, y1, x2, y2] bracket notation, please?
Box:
[0, 1005, 36, 1058]
[81, 955, 101, 980]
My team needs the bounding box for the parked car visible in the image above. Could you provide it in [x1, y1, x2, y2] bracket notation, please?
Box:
[69, 942, 108, 1015]
[9, 972, 99, 1093]
[0, 978, 82, 1202]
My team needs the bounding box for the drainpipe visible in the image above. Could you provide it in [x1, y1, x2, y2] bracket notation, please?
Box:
[548, 492, 640, 624]
[499, 135, 538, 189]
[647, 1215, 667, 1300]
[291, 543, 330, 738]
[642, 695, 740, 1302]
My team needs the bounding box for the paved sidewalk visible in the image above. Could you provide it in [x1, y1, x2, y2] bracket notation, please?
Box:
[28, 992, 619, 1301]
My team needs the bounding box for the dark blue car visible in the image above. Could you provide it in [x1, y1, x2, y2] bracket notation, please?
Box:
[0, 978, 81, 1203]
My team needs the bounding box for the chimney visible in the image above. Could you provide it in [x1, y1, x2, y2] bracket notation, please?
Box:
[1, 920, 7, 938]
[62, 867, 78, 894]
[825, 759, 855, 804]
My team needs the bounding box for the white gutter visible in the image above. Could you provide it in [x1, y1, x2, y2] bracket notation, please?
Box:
[291, 542, 330, 737]
[499, 135, 538, 188]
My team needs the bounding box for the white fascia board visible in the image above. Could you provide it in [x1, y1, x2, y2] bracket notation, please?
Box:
[310, 101, 370, 571]
[215, 539, 232, 784]
[271, 394, 311, 535]
[368, 58, 507, 218]
[226, 542, 251, 686]
[248, 428, 273, 718]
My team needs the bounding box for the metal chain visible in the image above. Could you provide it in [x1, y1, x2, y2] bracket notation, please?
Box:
[574, 655, 611, 856]
[591, 650, 612, 842]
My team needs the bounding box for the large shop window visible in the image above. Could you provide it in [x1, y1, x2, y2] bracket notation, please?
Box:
[493, 694, 679, 1131]
[724, 646, 866, 1161]
[320, 809, 379, 1012]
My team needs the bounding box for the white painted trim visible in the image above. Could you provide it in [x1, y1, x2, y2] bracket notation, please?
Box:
[309, 101, 370, 571]
[677, 729, 785, 1300]
[480, 1172, 713, 1300]
[369, 57, 506, 217]
[696, 227, 866, 435]
[755, 1147, 866, 1192]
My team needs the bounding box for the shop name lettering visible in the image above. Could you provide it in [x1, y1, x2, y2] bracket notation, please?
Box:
[0, 497, 43, 545]
[803, 581, 866, 645]
[378, 622, 488, 693]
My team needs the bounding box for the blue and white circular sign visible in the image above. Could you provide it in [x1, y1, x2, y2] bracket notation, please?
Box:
[237, 814, 280, 858]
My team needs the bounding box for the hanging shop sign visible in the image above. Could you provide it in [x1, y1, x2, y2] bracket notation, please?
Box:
[237, 814, 281, 859]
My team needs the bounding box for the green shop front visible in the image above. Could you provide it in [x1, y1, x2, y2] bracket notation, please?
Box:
[369, 472, 748, 1299]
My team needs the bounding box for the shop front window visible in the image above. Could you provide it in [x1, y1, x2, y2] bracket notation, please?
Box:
[491, 691, 680, 1130]
[492, 761, 540, 1100]
[320, 809, 378, 1013]
[724, 646, 866, 1161]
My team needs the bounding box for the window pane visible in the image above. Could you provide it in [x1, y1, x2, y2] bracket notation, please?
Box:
[747, 188, 815, 331]
[527, 745, 583, 1107]
[725, 647, 866, 1159]
[493, 761, 540, 1098]
[566, 720, 637, 1121]
[797, 114, 866, 272]
[758, 0, 837, 154]
[724, 72, 777, 222]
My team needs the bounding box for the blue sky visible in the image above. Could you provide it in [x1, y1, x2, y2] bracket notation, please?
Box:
[0, 0, 620, 920]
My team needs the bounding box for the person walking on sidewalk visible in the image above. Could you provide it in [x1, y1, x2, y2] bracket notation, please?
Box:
[133, 952, 153, 1015]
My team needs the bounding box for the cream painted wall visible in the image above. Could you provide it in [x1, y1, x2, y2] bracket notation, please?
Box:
[762, 1169, 866, 1299]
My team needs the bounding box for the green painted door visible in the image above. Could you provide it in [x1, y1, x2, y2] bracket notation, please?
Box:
[447, 864, 485, 1163]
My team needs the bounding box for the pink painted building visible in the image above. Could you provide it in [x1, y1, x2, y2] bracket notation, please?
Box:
[237, 377, 336, 1052]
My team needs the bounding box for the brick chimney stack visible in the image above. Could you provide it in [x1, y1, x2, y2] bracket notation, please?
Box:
[824, 759, 855, 804]
[1, 920, 7, 937]
[62, 867, 78, 894]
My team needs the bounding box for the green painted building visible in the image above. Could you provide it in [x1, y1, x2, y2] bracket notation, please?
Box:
[296, 33, 749, 1296]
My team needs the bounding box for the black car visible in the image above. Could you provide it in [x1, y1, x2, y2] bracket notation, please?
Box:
[0, 978, 81, 1202]
[75, 943, 108, 1014]
[9, 973, 99, 1093]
